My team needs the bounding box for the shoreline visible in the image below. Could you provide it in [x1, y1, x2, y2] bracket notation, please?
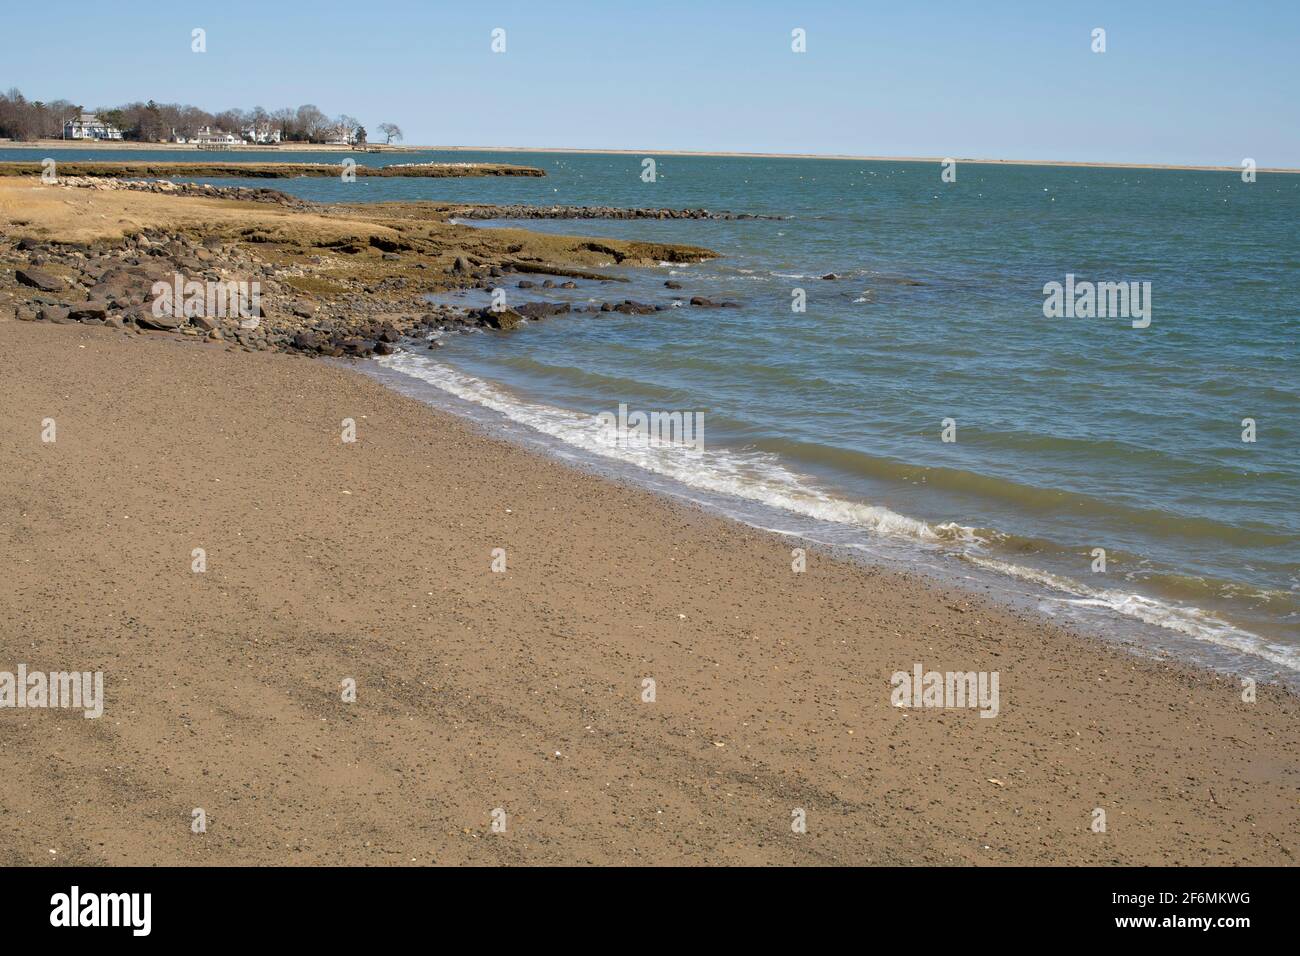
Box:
[3, 174, 1291, 676]
[4, 139, 1296, 173]
[1, 319, 1295, 865]
[365, 348, 1300, 689]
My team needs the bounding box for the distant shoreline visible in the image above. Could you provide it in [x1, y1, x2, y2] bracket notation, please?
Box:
[1, 137, 1294, 173]
[405, 146, 1300, 174]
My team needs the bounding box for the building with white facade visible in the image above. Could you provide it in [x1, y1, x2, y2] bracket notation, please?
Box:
[63, 113, 123, 140]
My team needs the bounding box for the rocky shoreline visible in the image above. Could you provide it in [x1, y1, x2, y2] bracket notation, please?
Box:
[0, 175, 742, 360]
[449, 204, 783, 220]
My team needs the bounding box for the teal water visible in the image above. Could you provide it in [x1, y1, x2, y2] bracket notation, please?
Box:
[11, 148, 1298, 676]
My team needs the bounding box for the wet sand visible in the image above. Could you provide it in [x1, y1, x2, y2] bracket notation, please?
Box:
[0, 317, 1295, 865]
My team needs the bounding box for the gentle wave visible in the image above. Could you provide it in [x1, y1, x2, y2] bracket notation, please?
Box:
[374, 348, 1297, 674]
[963, 555, 1300, 671]
[378, 349, 957, 541]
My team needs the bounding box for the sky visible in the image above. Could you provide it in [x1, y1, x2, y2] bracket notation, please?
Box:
[3, 0, 1298, 166]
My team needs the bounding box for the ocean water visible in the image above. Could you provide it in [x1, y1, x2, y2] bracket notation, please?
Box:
[10, 147, 1298, 681]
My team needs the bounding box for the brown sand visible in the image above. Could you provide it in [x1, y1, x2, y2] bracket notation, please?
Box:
[0, 319, 1296, 866]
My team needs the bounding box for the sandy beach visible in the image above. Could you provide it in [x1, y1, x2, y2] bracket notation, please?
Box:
[0, 314, 1295, 866]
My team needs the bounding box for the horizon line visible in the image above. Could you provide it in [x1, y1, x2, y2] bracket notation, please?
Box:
[397, 145, 1300, 174]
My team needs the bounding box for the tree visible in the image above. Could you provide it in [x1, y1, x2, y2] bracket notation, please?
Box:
[378, 122, 403, 144]
[295, 104, 328, 141]
[100, 109, 126, 135]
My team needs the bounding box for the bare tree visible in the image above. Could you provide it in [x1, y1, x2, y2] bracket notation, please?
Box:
[377, 122, 403, 145]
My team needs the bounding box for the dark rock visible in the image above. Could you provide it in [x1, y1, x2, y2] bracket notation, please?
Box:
[515, 302, 571, 320]
[664, 281, 683, 290]
[374, 341, 396, 355]
[477, 308, 525, 331]
[340, 338, 375, 357]
[68, 302, 109, 321]
[131, 306, 183, 330]
[517, 280, 535, 289]
[614, 300, 657, 315]
[17, 268, 65, 293]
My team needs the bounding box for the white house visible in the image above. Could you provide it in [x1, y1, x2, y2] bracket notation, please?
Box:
[194, 125, 240, 146]
[322, 123, 357, 146]
[241, 123, 282, 144]
[63, 113, 123, 140]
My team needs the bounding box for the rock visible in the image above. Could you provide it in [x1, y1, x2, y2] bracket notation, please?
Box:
[68, 302, 109, 321]
[614, 300, 657, 315]
[664, 281, 682, 289]
[39, 306, 72, 323]
[452, 256, 471, 274]
[559, 281, 577, 289]
[291, 331, 324, 351]
[478, 308, 524, 331]
[374, 341, 396, 355]
[515, 302, 571, 320]
[517, 280, 535, 289]
[103, 315, 125, 329]
[821, 273, 841, 280]
[131, 306, 183, 330]
[542, 279, 555, 289]
[340, 338, 375, 357]
[190, 314, 218, 331]
[16, 306, 38, 322]
[17, 268, 65, 293]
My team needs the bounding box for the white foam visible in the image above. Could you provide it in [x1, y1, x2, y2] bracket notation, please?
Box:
[375, 349, 1297, 676]
[376, 349, 952, 542]
[964, 554, 1300, 671]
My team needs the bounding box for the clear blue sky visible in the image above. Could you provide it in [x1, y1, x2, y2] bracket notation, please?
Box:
[3, 0, 1297, 165]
